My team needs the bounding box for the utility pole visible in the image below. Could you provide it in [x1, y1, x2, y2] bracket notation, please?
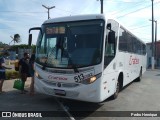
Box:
[155, 20, 157, 67]
[42, 5, 55, 19]
[97, 0, 103, 14]
[151, 0, 154, 69]
[149, 19, 157, 66]
[101, 0, 103, 14]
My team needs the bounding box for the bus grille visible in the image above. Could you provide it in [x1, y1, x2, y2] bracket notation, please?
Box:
[43, 87, 79, 97]
[62, 83, 79, 88]
[42, 80, 57, 86]
[42, 80, 80, 88]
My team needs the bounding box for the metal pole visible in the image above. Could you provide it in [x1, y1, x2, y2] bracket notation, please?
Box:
[151, 0, 154, 69]
[48, 8, 49, 19]
[101, 0, 103, 14]
[155, 20, 157, 67]
[42, 5, 55, 19]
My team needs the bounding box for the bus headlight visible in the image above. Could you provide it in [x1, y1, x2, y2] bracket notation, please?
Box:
[82, 73, 102, 84]
[35, 72, 43, 79]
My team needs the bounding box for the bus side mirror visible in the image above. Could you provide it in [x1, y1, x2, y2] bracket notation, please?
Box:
[108, 31, 115, 43]
[28, 27, 42, 46]
[28, 34, 32, 46]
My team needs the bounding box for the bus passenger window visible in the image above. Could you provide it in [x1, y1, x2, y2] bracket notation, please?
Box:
[104, 31, 116, 67]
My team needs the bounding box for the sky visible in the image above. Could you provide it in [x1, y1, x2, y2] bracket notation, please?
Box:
[0, 0, 160, 45]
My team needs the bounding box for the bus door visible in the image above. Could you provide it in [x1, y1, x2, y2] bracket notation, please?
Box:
[102, 20, 119, 98]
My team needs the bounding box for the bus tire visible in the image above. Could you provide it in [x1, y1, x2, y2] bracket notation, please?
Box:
[111, 79, 120, 100]
[135, 68, 142, 82]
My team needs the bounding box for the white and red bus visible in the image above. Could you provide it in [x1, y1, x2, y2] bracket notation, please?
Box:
[29, 14, 146, 102]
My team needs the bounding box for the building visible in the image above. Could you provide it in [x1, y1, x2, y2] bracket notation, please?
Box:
[146, 40, 160, 68]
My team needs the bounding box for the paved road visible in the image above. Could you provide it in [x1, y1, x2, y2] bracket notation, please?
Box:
[58, 70, 160, 120]
[0, 78, 69, 120]
[0, 70, 160, 120]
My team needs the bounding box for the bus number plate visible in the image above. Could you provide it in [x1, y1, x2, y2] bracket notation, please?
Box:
[54, 89, 66, 96]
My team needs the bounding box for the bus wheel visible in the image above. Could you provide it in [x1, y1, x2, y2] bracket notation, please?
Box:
[135, 68, 142, 82]
[111, 80, 120, 100]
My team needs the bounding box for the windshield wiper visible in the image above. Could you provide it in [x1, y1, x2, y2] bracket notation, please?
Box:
[42, 47, 55, 70]
[67, 53, 79, 73]
[71, 62, 79, 73]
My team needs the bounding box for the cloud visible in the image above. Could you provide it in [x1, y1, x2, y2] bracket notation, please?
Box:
[0, 0, 160, 44]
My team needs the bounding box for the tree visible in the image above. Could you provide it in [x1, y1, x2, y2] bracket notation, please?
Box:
[14, 34, 21, 43]
[0, 41, 9, 48]
[10, 34, 21, 45]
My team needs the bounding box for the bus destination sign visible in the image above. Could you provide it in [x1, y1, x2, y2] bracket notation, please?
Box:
[46, 27, 65, 34]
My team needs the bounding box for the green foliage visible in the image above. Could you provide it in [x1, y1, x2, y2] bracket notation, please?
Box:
[5, 70, 20, 80]
[9, 44, 36, 53]
[0, 42, 8, 47]
[13, 34, 21, 43]
[32, 45, 36, 53]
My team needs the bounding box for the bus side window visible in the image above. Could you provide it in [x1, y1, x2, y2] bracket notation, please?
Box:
[104, 20, 118, 68]
[106, 31, 116, 56]
[104, 30, 116, 67]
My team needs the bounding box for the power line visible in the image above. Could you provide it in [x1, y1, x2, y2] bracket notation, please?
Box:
[128, 18, 160, 29]
[104, 0, 147, 3]
[117, 1, 160, 19]
[130, 24, 151, 30]
[117, 5, 151, 18]
[129, 22, 159, 33]
[0, 11, 46, 13]
[111, 2, 145, 16]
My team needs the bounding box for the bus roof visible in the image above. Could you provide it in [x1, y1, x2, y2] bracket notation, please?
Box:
[43, 14, 145, 45]
[43, 14, 106, 24]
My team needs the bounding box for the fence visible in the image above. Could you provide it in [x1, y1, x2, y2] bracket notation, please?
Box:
[18, 48, 32, 59]
[9, 51, 16, 60]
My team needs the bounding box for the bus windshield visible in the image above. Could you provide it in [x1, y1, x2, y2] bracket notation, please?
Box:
[36, 20, 104, 68]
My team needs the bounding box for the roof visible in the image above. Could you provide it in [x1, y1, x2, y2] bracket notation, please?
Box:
[42, 14, 145, 44]
[43, 14, 106, 24]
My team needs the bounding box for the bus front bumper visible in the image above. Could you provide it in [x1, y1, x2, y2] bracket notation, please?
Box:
[34, 77, 102, 103]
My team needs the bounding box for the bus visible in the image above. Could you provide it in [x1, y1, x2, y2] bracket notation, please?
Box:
[28, 14, 146, 102]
